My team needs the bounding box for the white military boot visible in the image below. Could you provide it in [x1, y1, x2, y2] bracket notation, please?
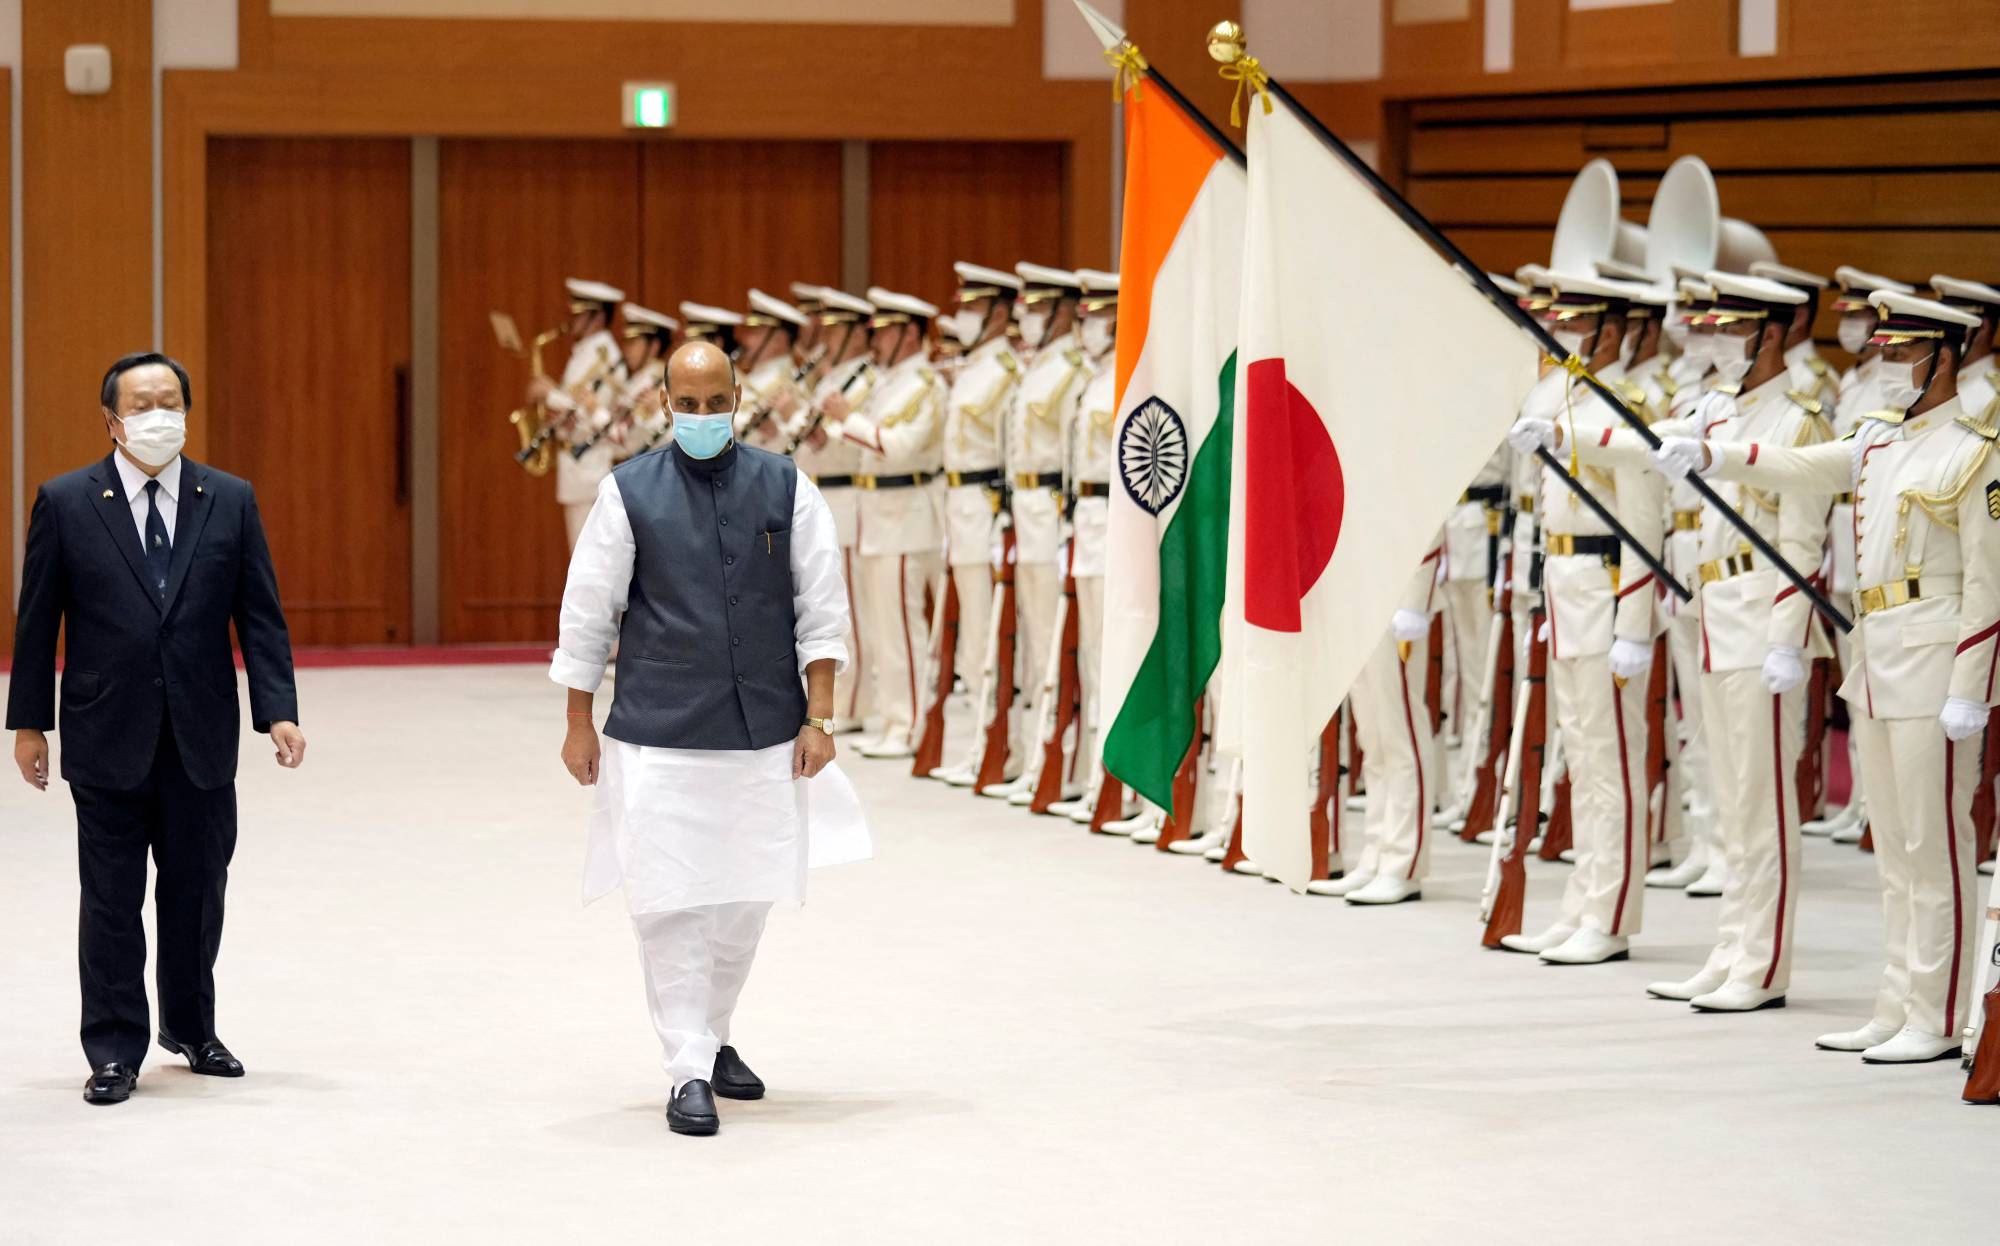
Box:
[1539, 928, 1630, 965]
[1497, 923, 1576, 955]
[1128, 816, 1164, 845]
[858, 736, 916, 760]
[1101, 808, 1155, 838]
[1861, 1027, 1963, 1064]
[1830, 807, 1867, 845]
[1685, 857, 1730, 897]
[979, 774, 1031, 800]
[1230, 858, 1265, 877]
[1802, 800, 1861, 839]
[1344, 876, 1422, 905]
[1814, 1019, 1900, 1052]
[1645, 968, 1726, 1001]
[1646, 842, 1709, 890]
[1690, 983, 1787, 1012]
[1167, 828, 1226, 856]
[1308, 870, 1376, 898]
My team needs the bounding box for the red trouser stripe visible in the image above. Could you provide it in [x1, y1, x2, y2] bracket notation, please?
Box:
[1945, 738, 1965, 1036]
[1609, 670, 1636, 935]
[844, 547, 862, 720]
[1397, 655, 1427, 880]
[898, 556, 916, 729]
[1764, 692, 1789, 989]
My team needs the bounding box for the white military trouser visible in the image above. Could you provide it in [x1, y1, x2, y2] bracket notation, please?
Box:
[1666, 608, 1715, 862]
[1551, 654, 1648, 936]
[1694, 669, 1803, 991]
[1439, 579, 1490, 810]
[1071, 574, 1105, 797]
[859, 551, 937, 751]
[632, 901, 773, 1091]
[1830, 625, 1865, 818]
[1001, 560, 1062, 773]
[838, 544, 876, 730]
[1851, 715, 1980, 1039]
[1348, 631, 1437, 883]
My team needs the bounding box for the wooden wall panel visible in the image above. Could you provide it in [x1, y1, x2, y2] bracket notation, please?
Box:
[206, 138, 412, 647]
[0, 71, 11, 654]
[24, 0, 154, 488]
[438, 140, 642, 644]
[868, 142, 1068, 312]
[638, 141, 843, 313]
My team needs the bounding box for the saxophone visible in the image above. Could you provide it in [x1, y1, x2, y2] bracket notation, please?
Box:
[509, 329, 564, 477]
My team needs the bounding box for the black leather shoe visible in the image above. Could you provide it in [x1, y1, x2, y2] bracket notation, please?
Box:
[158, 1033, 245, 1078]
[668, 1080, 719, 1136]
[84, 1063, 137, 1105]
[713, 1045, 765, 1100]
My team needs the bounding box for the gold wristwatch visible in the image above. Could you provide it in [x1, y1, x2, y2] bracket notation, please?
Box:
[805, 716, 836, 736]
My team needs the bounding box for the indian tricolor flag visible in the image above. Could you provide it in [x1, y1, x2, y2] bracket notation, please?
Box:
[1234, 92, 1540, 890]
[1090, 24, 1246, 813]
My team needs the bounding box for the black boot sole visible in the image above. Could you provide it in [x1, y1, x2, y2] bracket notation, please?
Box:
[668, 1114, 720, 1136]
[713, 1083, 764, 1101]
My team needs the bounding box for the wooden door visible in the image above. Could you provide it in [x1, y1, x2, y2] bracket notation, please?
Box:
[438, 139, 643, 644]
[639, 140, 843, 312]
[206, 137, 412, 647]
[869, 142, 1068, 311]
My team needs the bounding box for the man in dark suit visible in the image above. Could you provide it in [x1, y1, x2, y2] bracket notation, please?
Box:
[8, 352, 306, 1105]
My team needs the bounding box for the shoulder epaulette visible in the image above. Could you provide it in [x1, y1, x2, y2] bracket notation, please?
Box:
[997, 353, 1020, 376]
[1807, 356, 1831, 378]
[1617, 380, 1647, 409]
[1956, 415, 1999, 442]
[1064, 348, 1086, 369]
[1786, 390, 1825, 418]
[919, 367, 938, 386]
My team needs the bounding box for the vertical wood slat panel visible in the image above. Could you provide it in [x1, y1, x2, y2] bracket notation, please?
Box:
[23, 0, 154, 488]
[638, 140, 844, 314]
[437, 139, 642, 644]
[867, 142, 1068, 313]
[205, 138, 413, 647]
[0, 71, 11, 654]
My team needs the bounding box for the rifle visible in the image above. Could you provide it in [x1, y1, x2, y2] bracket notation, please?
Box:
[971, 527, 1019, 791]
[1482, 602, 1550, 946]
[1539, 764, 1574, 862]
[1974, 707, 2000, 867]
[1457, 534, 1516, 843]
[1645, 634, 1671, 857]
[1156, 697, 1206, 852]
[1963, 864, 2000, 1102]
[785, 358, 878, 457]
[909, 573, 960, 778]
[1797, 651, 1833, 822]
[1088, 771, 1127, 833]
[1029, 554, 1083, 814]
[1309, 711, 1340, 882]
[1426, 614, 1445, 736]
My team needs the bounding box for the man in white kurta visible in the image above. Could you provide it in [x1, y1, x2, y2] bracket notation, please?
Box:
[552, 341, 852, 1135]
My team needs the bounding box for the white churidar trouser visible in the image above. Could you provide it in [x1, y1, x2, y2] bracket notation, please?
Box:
[859, 552, 936, 751]
[1552, 653, 1647, 936]
[1002, 560, 1061, 773]
[632, 901, 773, 1091]
[1439, 580, 1490, 809]
[837, 545, 875, 729]
[1831, 625, 1865, 816]
[1696, 669, 1803, 991]
[1071, 574, 1106, 797]
[1666, 608, 1714, 860]
[1348, 631, 1436, 883]
[1852, 715, 1979, 1038]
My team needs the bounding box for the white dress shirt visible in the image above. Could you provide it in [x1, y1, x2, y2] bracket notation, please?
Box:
[113, 451, 182, 548]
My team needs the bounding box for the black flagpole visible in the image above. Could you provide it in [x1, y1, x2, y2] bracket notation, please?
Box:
[1246, 66, 1851, 630]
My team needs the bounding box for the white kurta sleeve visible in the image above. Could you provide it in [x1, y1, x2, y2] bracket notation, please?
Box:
[790, 472, 851, 674]
[549, 474, 635, 693]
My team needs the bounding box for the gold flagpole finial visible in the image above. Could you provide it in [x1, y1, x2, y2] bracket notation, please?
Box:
[1103, 41, 1149, 101]
[1208, 20, 1271, 127]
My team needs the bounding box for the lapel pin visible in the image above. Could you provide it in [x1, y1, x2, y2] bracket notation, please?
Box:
[102, 489, 114, 500]
[195, 485, 203, 495]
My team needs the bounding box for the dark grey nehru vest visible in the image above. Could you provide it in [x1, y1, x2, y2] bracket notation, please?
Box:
[605, 442, 806, 751]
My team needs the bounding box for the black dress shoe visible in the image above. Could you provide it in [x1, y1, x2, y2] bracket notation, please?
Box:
[84, 1063, 137, 1105]
[668, 1080, 719, 1136]
[158, 1033, 245, 1078]
[713, 1045, 765, 1101]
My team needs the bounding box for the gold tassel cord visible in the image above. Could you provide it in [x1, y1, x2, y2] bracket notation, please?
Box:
[1219, 55, 1273, 127]
[1103, 43, 1148, 101]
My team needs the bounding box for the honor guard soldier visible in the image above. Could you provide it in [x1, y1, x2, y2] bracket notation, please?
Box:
[679, 302, 744, 359]
[792, 288, 878, 736]
[609, 302, 678, 459]
[1499, 273, 1660, 965]
[734, 290, 810, 451]
[980, 264, 1090, 801]
[545, 278, 628, 549]
[825, 288, 946, 760]
[1052, 270, 1119, 823]
[1933, 275, 2000, 426]
[1654, 291, 1996, 1061]
[1751, 262, 1839, 405]
[930, 263, 1025, 785]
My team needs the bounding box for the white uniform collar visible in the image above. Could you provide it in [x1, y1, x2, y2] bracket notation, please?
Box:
[1783, 340, 1819, 370]
[967, 335, 1014, 365]
[114, 449, 182, 504]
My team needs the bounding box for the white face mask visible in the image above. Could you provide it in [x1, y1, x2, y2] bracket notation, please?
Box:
[950, 309, 985, 349]
[1713, 333, 1756, 384]
[1617, 328, 1639, 369]
[1664, 315, 1691, 349]
[1018, 310, 1049, 348]
[114, 408, 187, 468]
[1082, 318, 1114, 358]
[1837, 316, 1873, 355]
[1551, 327, 1590, 360]
[1877, 353, 1932, 411]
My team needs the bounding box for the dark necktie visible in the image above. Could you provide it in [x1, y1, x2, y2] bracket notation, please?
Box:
[143, 479, 171, 602]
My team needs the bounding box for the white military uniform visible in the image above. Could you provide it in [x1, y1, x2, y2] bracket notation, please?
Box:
[1440, 447, 1508, 810]
[1053, 348, 1118, 820]
[554, 326, 625, 547]
[549, 466, 859, 1091]
[841, 345, 947, 755]
[1702, 292, 1995, 1059]
[1340, 546, 1443, 898]
[794, 351, 874, 731]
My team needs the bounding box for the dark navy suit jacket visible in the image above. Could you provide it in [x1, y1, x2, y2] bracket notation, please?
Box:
[6, 453, 298, 792]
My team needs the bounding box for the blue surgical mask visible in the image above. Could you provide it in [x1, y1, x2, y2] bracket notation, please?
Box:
[673, 413, 734, 459]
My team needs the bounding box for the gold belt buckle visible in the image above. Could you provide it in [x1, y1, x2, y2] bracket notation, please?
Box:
[1485, 510, 1503, 535]
[1518, 495, 1535, 514]
[946, 470, 964, 487]
[856, 474, 878, 490]
[1674, 510, 1700, 531]
[1546, 533, 1573, 556]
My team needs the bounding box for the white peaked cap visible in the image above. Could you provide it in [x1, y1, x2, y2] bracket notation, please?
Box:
[1930, 274, 2000, 307]
[1076, 269, 1121, 294]
[1514, 263, 1553, 290]
[1834, 265, 1915, 295]
[620, 302, 678, 332]
[1623, 283, 1674, 307]
[1748, 261, 1831, 290]
[789, 282, 828, 304]
[1869, 289, 1982, 330]
[566, 277, 626, 304]
[679, 301, 744, 328]
[867, 287, 940, 320]
[1707, 270, 1809, 307]
[1015, 262, 1082, 290]
[1547, 271, 1648, 303]
[748, 289, 809, 327]
[1487, 272, 1528, 299]
[1678, 277, 1716, 303]
[1595, 258, 1651, 282]
[817, 288, 874, 317]
[954, 261, 1023, 292]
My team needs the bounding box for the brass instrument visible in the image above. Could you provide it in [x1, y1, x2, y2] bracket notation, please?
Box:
[784, 358, 878, 456]
[507, 328, 564, 477]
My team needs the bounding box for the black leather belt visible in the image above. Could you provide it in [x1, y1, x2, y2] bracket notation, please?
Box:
[1463, 484, 1507, 506]
[1545, 533, 1622, 561]
[945, 468, 1004, 488]
[1015, 470, 1064, 490]
[814, 474, 855, 489]
[1073, 481, 1110, 497]
[856, 472, 930, 490]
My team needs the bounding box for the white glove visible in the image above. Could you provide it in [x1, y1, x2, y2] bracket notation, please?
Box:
[1391, 608, 1430, 643]
[1651, 436, 1706, 479]
[1508, 418, 1558, 456]
[1608, 638, 1653, 680]
[1940, 696, 1990, 743]
[1760, 645, 1806, 695]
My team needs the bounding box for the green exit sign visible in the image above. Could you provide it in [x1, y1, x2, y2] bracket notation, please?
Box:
[622, 82, 675, 129]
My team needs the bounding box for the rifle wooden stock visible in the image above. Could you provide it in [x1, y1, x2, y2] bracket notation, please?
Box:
[1030, 567, 1083, 814]
[1646, 635, 1670, 851]
[1963, 867, 2000, 1103]
[1310, 712, 1339, 880]
[1483, 607, 1548, 947]
[1859, 824, 1874, 854]
[1219, 798, 1248, 871]
[1088, 772, 1126, 833]
[910, 575, 960, 777]
[1426, 614, 1445, 736]
[1539, 773, 1575, 861]
[972, 531, 1019, 791]
[1974, 708, 2000, 866]
[1799, 655, 1833, 823]
[1460, 608, 1515, 844]
[1155, 697, 1205, 851]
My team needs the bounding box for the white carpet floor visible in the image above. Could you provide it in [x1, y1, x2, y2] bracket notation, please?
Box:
[0, 663, 1988, 1244]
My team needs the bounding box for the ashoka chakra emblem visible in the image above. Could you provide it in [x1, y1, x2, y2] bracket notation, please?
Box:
[1119, 397, 1190, 516]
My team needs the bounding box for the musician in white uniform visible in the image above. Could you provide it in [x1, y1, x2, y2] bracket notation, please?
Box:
[733, 289, 809, 452]
[539, 278, 627, 550]
[680, 301, 744, 361]
[1654, 291, 1997, 1062]
[606, 302, 677, 461]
